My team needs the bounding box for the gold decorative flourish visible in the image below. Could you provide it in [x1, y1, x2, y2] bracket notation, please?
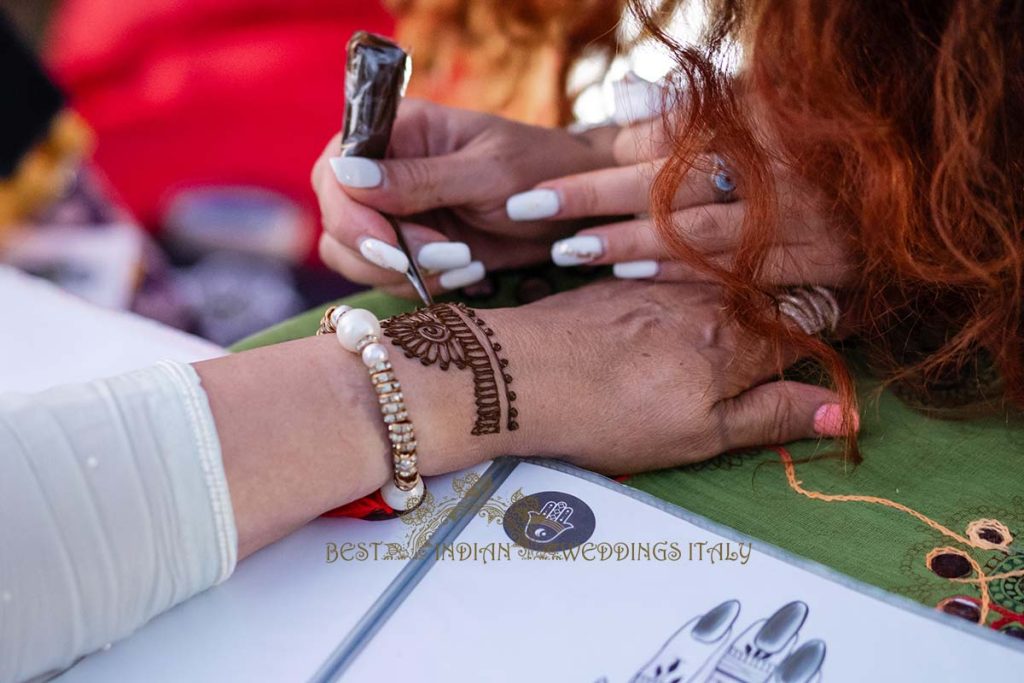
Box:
[387, 472, 523, 558]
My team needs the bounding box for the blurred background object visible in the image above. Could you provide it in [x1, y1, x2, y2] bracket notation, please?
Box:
[45, 0, 395, 258]
[0, 10, 88, 231]
[0, 0, 698, 345]
[389, 0, 627, 126]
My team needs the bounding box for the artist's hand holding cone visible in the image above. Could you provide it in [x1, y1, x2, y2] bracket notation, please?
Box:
[313, 99, 619, 296]
[313, 100, 851, 298]
[512, 120, 850, 286]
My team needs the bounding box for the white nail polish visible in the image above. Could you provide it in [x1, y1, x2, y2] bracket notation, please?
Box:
[329, 157, 383, 188]
[439, 261, 486, 290]
[417, 242, 472, 271]
[551, 235, 604, 266]
[506, 188, 560, 221]
[613, 260, 659, 279]
[359, 237, 409, 272]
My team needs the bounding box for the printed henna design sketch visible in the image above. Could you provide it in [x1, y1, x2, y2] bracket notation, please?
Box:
[620, 600, 826, 683]
[629, 600, 740, 683]
[381, 303, 518, 435]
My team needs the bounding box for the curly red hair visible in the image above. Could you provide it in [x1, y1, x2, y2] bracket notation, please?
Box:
[638, 0, 1024, 451]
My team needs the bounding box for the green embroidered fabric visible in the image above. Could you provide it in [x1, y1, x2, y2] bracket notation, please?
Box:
[232, 270, 1024, 635]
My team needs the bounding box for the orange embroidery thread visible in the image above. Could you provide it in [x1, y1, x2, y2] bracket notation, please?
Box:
[775, 447, 972, 545]
[774, 446, 1024, 625]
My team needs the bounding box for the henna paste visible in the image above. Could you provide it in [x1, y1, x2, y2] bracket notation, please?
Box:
[381, 303, 518, 435]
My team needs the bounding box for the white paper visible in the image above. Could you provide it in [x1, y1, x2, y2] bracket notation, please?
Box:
[344, 462, 1024, 682]
[0, 265, 224, 393]
[57, 464, 492, 683]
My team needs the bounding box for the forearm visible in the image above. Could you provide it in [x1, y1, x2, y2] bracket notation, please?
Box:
[195, 330, 514, 559]
[196, 335, 388, 559]
[0, 311, 528, 682]
[0, 363, 234, 683]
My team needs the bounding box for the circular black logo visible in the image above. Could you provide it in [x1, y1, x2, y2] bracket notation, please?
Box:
[502, 491, 596, 552]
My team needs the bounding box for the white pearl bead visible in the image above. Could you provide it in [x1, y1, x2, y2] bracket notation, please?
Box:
[361, 343, 390, 367]
[336, 309, 381, 352]
[381, 475, 425, 512]
[329, 305, 352, 328]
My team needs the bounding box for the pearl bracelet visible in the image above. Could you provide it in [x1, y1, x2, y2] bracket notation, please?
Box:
[318, 305, 426, 513]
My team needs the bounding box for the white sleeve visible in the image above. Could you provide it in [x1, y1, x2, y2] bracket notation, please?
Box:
[0, 361, 238, 683]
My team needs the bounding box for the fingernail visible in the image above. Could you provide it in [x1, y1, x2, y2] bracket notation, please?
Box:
[329, 157, 383, 188]
[506, 188, 560, 221]
[693, 600, 741, 643]
[774, 640, 826, 683]
[551, 235, 604, 266]
[754, 601, 808, 653]
[439, 261, 486, 290]
[813, 403, 859, 437]
[359, 237, 409, 272]
[613, 260, 659, 279]
[417, 242, 472, 271]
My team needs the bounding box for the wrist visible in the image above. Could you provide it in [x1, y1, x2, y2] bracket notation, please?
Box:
[478, 307, 570, 460]
[369, 304, 556, 476]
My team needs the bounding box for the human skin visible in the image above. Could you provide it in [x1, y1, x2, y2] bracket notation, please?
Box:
[313, 100, 849, 296]
[195, 280, 847, 560]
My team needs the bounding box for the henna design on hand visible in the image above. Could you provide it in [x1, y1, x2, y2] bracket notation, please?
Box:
[381, 303, 518, 435]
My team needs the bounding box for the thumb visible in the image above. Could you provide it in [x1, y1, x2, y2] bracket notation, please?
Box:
[329, 153, 496, 216]
[718, 381, 860, 450]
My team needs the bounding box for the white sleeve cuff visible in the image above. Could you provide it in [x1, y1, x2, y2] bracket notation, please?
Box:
[0, 361, 238, 683]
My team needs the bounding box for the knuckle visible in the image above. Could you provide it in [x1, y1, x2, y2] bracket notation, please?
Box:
[702, 421, 729, 457]
[320, 212, 345, 240]
[317, 234, 337, 267]
[310, 158, 322, 191]
[614, 225, 645, 260]
[391, 158, 437, 211]
[569, 179, 601, 216]
[767, 396, 796, 443]
[681, 209, 720, 248]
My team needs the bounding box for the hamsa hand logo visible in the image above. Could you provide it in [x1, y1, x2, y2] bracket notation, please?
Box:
[524, 500, 576, 544]
[503, 491, 595, 552]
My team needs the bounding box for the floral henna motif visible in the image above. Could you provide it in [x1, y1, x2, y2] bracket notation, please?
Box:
[379, 309, 467, 370]
[381, 303, 518, 434]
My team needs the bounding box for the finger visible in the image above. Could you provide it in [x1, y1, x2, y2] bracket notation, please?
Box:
[317, 178, 479, 279]
[550, 203, 745, 267]
[756, 242, 852, 287]
[318, 233, 407, 287]
[508, 157, 723, 224]
[612, 117, 675, 165]
[377, 260, 490, 299]
[517, 162, 661, 220]
[399, 224, 475, 274]
[319, 233, 489, 297]
[607, 244, 851, 287]
[314, 149, 397, 251]
[716, 380, 858, 450]
[458, 235, 553, 272]
[327, 152, 500, 217]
